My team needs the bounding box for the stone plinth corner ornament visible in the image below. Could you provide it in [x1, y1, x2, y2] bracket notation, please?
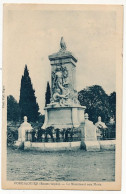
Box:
[17, 116, 33, 142]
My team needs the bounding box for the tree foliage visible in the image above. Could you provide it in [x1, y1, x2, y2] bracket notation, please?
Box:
[45, 81, 51, 106]
[7, 95, 21, 122]
[109, 92, 116, 120]
[19, 65, 40, 122]
[78, 85, 115, 124]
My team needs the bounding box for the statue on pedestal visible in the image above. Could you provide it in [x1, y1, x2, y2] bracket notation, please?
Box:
[42, 37, 86, 130]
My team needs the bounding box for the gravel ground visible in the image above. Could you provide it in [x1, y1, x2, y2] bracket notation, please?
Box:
[7, 148, 115, 181]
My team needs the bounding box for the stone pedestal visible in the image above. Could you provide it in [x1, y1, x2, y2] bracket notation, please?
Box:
[42, 106, 85, 129]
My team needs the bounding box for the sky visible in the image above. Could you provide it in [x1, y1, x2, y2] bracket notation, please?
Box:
[4, 5, 117, 114]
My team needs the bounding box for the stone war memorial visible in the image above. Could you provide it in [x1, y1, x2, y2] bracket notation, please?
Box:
[42, 37, 86, 130]
[15, 37, 115, 152]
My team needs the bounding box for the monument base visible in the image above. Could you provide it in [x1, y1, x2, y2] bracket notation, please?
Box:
[23, 140, 115, 151]
[24, 141, 81, 151]
[85, 141, 100, 151]
[42, 105, 86, 129]
[14, 141, 24, 149]
[99, 140, 115, 150]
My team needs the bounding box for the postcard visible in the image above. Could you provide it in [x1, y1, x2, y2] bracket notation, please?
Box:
[2, 4, 123, 190]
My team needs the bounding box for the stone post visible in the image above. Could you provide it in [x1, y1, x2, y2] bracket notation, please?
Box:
[95, 116, 107, 140]
[15, 116, 33, 148]
[82, 113, 100, 151]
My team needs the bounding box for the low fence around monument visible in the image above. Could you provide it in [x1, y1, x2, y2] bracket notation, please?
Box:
[97, 123, 116, 140]
[25, 127, 81, 143]
[25, 124, 116, 143]
[7, 122, 116, 146]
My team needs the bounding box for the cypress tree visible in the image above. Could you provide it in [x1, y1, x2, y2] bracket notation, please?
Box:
[19, 65, 39, 122]
[45, 81, 51, 106]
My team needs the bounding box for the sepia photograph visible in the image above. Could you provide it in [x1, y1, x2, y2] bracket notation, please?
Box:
[2, 4, 123, 190]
